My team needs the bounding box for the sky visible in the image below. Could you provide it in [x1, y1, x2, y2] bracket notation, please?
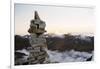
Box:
[15, 4, 95, 36]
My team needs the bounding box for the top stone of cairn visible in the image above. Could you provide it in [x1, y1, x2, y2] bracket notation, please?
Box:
[28, 11, 46, 34]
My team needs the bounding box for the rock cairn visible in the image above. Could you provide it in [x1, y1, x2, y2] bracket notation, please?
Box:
[27, 11, 50, 64]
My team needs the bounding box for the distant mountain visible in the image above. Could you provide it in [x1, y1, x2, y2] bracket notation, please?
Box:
[46, 34, 94, 52]
[15, 35, 31, 50]
[15, 34, 94, 52]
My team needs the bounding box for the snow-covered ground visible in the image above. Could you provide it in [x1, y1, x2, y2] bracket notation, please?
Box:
[15, 49, 93, 64]
[46, 50, 93, 63]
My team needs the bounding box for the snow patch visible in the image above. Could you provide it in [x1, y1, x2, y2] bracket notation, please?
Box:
[47, 50, 93, 62]
[16, 49, 30, 56]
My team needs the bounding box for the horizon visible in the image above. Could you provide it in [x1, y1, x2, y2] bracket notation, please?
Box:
[15, 32, 94, 37]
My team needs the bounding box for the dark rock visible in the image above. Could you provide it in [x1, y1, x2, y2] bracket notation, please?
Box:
[86, 56, 92, 61]
[15, 35, 31, 50]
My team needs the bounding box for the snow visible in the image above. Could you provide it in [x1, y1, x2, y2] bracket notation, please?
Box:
[46, 50, 93, 63]
[16, 49, 30, 60]
[16, 49, 93, 63]
[16, 49, 30, 56]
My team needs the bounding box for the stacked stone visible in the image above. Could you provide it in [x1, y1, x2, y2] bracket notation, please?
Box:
[27, 45, 49, 64]
[27, 11, 50, 64]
